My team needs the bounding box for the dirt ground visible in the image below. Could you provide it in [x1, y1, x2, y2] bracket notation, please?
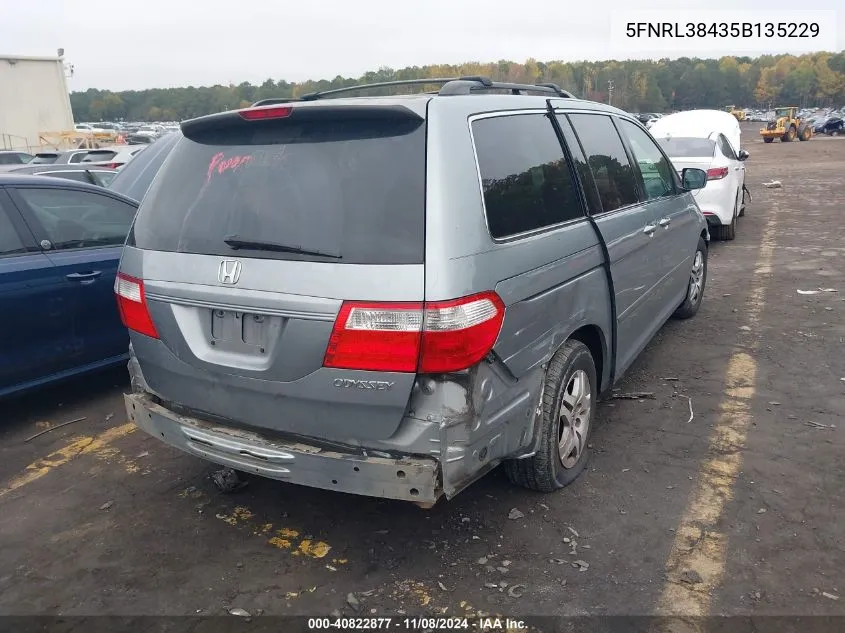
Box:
[1, 123, 843, 623]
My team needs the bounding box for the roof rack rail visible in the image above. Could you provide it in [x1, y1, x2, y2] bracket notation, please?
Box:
[439, 79, 574, 98]
[250, 76, 575, 107]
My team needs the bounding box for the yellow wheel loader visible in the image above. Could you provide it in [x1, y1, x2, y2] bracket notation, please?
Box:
[760, 107, 813, 143]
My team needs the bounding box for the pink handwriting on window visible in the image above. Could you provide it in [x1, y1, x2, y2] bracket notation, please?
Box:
[206, 152, 254, 183]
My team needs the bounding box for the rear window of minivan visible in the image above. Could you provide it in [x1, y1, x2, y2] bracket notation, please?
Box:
[128, 117, 426, 264]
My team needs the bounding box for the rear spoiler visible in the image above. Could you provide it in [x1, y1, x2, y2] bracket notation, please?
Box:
[181, 103, 425, 139]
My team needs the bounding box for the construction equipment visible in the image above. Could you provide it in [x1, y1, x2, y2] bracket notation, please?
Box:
[725, 105, 746, 121]
[760, 107, 813, 143]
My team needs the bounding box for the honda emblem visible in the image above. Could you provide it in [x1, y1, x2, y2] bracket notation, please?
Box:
[218, 260, 242, 285]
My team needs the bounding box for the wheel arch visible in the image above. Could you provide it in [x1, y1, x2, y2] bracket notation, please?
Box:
[567, 324, 608, 396]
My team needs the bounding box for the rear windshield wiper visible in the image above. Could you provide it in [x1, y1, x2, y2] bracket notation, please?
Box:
[223, 235, 342, 259]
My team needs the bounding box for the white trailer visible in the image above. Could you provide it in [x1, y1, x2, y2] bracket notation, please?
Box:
[0, 54, 75, 151]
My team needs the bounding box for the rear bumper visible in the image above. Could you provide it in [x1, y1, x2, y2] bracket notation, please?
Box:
[124, 392, 442, 504]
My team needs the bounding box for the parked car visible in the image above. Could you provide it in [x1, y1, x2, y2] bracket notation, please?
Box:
[74, 123, 118, 140]
[4, 163, 118, 187]
[815, 116, 844, 136]
[651, 110, 749, 241]
[108, 132, 181, 202]
[27, 149, 101, 166]
[0, 150, 34, 165]
[119, 79, 709, 505]
[80, 146, 146, 169]
[0, 174, 139, 398]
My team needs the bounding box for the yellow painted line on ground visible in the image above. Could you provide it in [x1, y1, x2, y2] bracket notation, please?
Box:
[179, 487, 334, 560]
[0, 422, 136, 499]
[657, 203, 780, 627]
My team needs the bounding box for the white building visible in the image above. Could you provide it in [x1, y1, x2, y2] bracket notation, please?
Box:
[0, 54, 75, 151]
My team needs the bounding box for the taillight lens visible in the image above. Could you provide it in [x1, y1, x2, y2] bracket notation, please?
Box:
[323, 291, 505, 374]
[706, 167, 729, 180]
[114, 273, 159, 339]
[99, 162, 121, 169]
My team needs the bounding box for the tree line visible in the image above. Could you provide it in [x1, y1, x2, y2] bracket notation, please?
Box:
[70, 52, 845, 122]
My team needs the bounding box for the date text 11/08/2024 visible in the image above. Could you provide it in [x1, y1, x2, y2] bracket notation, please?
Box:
[625, 22, 820, 38]
[307, 617, 527, 631]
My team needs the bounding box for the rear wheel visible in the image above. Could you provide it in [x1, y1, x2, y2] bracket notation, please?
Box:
[673, 237, 708, 320]
[799, 127, 812, 141]
[715, 205, 737, 241]
[505, 340, 597, 492]
[832, 130, 841, 137]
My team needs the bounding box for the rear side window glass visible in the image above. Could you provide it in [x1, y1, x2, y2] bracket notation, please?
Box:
[131, 118, 426, 264]
[44, 171, 90, 183]
[568, 114, 640, 213]
[16, 188, 136, 250]
[472, 113, 583, 239]
[556, 115, 602, 215]
[67, 153, 89, 164]
[0, 204, 27, 256]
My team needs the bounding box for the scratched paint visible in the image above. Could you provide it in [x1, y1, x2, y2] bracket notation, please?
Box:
[657, 198, 779, 625]
[0, 423, 136, 498]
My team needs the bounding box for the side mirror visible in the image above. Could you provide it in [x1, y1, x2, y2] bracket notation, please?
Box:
[738, 149, 750, 161]
[682, 168, 707, 190]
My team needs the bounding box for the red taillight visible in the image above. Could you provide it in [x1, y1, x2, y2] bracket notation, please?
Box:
[114, 273, 159, 339]
[706, 167, 729, 180]
[99, 162, 122, 169]
[239, 106, 293, 120]
[323, 291, 506, 374]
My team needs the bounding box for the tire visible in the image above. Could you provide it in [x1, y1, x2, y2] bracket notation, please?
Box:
[673, 236, 708, 320]
[714, 209, 736, 241]
[782, 126, 796, 142]
[763, 137, 774, 143]
[505, 340, 597, 493]
[832, 130, 841, 137]
[799, 127, 812, 141]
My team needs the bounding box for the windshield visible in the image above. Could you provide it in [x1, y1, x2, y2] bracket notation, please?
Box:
[128, 116, 426, 264]
[774, 109, 792, 118]
[655, 137, 716, 158]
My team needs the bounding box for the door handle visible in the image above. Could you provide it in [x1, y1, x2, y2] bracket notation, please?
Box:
[66, 271, 102, 281]
[658, 217, 671, 227]
[643, 224, 657, 235]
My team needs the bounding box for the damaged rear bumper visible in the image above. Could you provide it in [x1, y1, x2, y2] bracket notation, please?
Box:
[124, 392, 442, 504]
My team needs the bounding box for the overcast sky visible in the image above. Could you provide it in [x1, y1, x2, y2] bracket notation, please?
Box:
[1, 0, 842, 91]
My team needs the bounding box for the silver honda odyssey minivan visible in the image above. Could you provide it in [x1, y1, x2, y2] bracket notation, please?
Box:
[118, 77, 709, 505]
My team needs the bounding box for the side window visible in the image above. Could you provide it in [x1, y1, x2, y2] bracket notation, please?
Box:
[0, 200, 28, 256]
[68, 152, 87, 164]
[568, 114, 640, 213]
[556, 115, 603, 215]
[472, 113, 583, 239]
[617, 119, 676, 201]
[91, 171, 117, 187]
[43, 171, 91, 184]
[0, 153, 25, 165]
[15, 188, 136, 250]
[717, 135, 737, 160]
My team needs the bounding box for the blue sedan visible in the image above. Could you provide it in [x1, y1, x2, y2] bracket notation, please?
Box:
[0, 174, 139, 398]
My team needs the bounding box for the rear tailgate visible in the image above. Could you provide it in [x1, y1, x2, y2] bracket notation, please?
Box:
[120, 102, 428, 443]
